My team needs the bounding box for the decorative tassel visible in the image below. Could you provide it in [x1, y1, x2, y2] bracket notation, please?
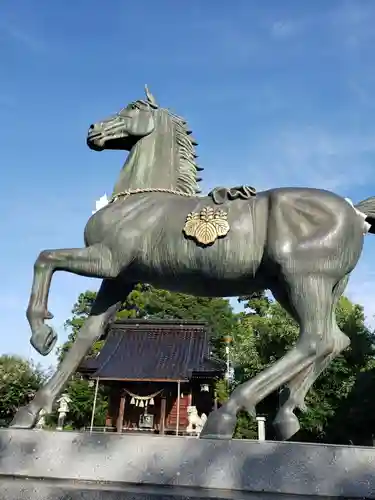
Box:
[139, 400, 144, 407]
[135, 400, 139, 406]
[149, 398, 154, 406]
[130, 397, 135, 405]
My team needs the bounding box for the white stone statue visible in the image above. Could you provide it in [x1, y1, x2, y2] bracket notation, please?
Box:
[35, 409, 46, 429]
[186, 406, 207, 436]
[57, 393, 71, 415]
[56, 393, 72, 430]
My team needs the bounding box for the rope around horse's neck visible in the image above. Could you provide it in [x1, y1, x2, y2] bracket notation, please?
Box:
[110, 187, 195, 203]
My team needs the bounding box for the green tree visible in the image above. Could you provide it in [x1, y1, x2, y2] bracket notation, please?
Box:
[298, 298, 374, 441]
[59, 284, 237, 362]
[57, 290, 98, 362]
[0, 355, 46, 426]
[47, 378, 108, 430]
[231, 293, 375, 442]
[324, 364, 375, 445]
[315, 300, 375, 445]
[120, 285, 238, 354]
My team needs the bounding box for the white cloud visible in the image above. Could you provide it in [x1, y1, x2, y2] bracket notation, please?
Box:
[269, 20, 304, 40]
[329, 0, 375, 50]
[248, 126, 375, 328]
[242, 126, 375, 193]
[202, 123, 375, 329]
[0, 22, 45, 53]
[345, 251, 375, 328]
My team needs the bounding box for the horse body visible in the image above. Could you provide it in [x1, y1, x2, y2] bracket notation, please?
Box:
[10, 86, 373, 442]
[84, 192, 268, 295]
[84, 187, 364, 297]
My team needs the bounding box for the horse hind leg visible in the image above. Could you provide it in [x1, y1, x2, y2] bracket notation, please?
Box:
[274, 326, 350, 440]
[273, 276, 350, 440]
[201, 275, 335, 440]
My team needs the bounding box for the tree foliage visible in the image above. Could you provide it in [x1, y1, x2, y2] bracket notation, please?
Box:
[59, 284, 237, 362]
[232, 292, 375, 443]
[57, 290, 98, 362]
[47, 378, 108, 430]
[0, 355, 46, 426]
[57, 286, 375, 443]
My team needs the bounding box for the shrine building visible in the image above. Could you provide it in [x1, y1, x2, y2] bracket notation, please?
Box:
[78, 319, 226, 435]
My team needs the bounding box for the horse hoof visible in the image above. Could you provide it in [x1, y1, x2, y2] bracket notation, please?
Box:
[30, 325, 57, 356]
[200, 407, 237, 440]
[45, 310, 54, 320]
[273, 413, 300, 441]
[9, 406, 38, 429]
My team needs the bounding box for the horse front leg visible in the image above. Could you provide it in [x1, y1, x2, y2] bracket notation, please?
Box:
[27, 244, 116, 355]
[11, 278, 129, 429]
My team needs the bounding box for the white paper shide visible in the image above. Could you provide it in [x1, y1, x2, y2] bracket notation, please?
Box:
[92, 194, 109, 214]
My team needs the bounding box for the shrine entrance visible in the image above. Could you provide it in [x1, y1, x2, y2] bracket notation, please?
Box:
[123, 386, 163, 431]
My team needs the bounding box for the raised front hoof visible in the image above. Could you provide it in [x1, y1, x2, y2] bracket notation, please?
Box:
[30, 325, 57, 356]
[9, 406, 39, 429]
[200, 407, 237, 440]
[273, 413, 300, 441]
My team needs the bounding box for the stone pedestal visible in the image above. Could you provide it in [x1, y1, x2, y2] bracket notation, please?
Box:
[0, 429, 374, 499]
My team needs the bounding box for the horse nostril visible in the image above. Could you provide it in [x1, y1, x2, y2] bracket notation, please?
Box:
[89, 124, 95, 131]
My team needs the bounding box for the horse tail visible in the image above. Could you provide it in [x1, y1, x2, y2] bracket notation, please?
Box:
[355, 196, 375, 234]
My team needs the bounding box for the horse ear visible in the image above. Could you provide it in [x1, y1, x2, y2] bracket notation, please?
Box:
[145, 85, 158, 106]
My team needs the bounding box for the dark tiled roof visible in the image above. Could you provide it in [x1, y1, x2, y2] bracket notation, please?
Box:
[80, 319, 224, 381]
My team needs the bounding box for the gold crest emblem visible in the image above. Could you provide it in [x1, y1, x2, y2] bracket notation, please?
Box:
[183, 206, 230, 245]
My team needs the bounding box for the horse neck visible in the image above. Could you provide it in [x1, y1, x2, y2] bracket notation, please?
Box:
[112, 119, 179, 195]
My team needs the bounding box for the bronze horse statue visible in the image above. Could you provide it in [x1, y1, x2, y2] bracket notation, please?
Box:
[10, 86, 375, 441]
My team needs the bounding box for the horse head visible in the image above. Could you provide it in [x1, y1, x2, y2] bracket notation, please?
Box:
[87, 85, 157, 152]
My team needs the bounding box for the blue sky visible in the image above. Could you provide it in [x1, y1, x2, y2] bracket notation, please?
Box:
[2, 0, 375, 368]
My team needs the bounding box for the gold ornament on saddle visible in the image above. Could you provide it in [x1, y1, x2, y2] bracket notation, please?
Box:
[183, 207, 230, 245]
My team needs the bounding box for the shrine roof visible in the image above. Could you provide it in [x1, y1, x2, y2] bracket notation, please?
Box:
[80, 319, 225, 381]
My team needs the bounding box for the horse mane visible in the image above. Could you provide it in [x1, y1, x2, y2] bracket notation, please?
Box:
[170, 111, 203, 195]
[138, 89, 202, 195]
